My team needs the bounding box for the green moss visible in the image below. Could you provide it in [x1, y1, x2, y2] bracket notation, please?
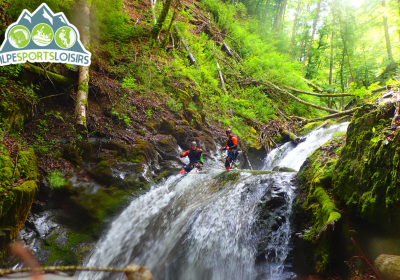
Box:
[0, 180, 38, 254]
[127, 138, 156, 163]
[17, 148, 38, 181]
[90, 160, 114, 186]
[332, 107, 400, 231]
[42, 231, 91, 266]
[145, 122, 155, 131]
[63, 143, 83, 167]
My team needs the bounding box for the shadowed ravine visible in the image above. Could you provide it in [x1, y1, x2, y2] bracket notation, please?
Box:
[78, 123, 349, 280]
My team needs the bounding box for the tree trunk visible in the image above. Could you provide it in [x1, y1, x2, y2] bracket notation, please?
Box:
[342, 33, 355, 82]
[274, 0, 286, 39]
[306, 108, 357, 122]
[374, 254, 400, 280]
[298, 27, 310, 61]
[161, 7, 178, 48]
[261, 80, 341, 113]
[75, 4, 90, 129]
[301, 0, 321, 71]
[295, 74, 323, 92]
[288, 0, 301, 55]
[283, 85, 352, 97]
[383, 0, 395, 64]
[340, 48, 345, 92]
[150, 0, 157, 24]
[302, 0, 321, 72]
[174, 25, 198, 68]
[150, 0, 173, 46]
[329, 31, 334, 85]
[281, 128, 305, 144]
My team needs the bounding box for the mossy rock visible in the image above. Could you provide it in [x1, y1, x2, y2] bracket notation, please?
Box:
[332, 106, 400, 232]
[127, 138, 156, 164]
[0, 180, 38, 254]
[89, 160, 114, 186]
[159, 117, 176, 135]
[103, 139, 128, 157]
[0, 100, 31, 132]
[17, 148, 38, 181]
[0, 144, 19, 186]
[63, 143, 82, 167]
[272, 166, 296, 172]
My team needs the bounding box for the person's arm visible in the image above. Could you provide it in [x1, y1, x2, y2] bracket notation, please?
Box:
[180, 150, 189, 157]
[200, 151, 204, 164]
[220, 140, 228, 151]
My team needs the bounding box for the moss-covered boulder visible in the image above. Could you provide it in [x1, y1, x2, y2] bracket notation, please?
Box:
[293, 135, 346, 276]
[333, 105, 400, 232]
[0, 180, 38, 257]
[0, 142, 39, 259]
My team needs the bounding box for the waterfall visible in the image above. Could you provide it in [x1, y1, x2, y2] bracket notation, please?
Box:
[78, 123, 348, 280]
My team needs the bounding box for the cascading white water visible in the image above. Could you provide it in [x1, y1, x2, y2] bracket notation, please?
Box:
[264, 122, 349, 171]
[78, 123, 348, 280]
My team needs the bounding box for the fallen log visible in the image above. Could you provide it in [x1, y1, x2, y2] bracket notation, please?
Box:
[313, 120, 329, 131]
[371, 86, 387, 93]
[24, 63, 75, 86]
[295, 74, 323, 92]
[264, 81, 341, 114]
[305, 108, 358, 123]
[281, 128, 305, 144]
[374, 254, 400, 280]
[289, 115, 307, 122]
[244, 78, 341, 113]
[284, 85, 353, 97]
[174, 25, 199, 68]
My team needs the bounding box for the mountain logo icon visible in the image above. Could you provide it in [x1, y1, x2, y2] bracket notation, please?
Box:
[0, 3, 91, 66]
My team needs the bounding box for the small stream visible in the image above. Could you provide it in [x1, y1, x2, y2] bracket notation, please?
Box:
[77, 123, 349, 280]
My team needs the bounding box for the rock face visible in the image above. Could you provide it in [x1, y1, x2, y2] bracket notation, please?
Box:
[0, 143, 39, 259]
[374, 254, 400, 280]
[292, 104, 400, 278]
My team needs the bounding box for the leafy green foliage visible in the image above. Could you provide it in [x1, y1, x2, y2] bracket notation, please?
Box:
[47, 170, 66, 190]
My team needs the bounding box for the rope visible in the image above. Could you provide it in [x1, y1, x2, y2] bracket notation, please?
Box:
[0, 265, 150, 276]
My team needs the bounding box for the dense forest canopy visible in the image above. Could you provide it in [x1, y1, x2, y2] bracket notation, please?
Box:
[0, 0, 399, 143]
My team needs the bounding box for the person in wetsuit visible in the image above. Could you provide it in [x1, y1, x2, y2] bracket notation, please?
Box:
[179, 141, 204, 174]
[220, 128, 239, 171]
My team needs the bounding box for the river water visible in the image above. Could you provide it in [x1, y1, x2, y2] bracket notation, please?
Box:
[78, 123, 349, 280]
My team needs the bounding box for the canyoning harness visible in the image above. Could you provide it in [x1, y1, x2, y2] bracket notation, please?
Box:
[179, 148, 204, 174]
[180, 148, 204, 164]
[222, 136, 240, 168]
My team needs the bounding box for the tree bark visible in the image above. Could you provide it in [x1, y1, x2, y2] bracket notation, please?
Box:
[283, 85, 353, 97]
[289, 0, 301, 55]
[382, 0, 395, 64]
[75, 4, 90, 129]
[150, 0, 173, 46]
[302, 0, 321, 72]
